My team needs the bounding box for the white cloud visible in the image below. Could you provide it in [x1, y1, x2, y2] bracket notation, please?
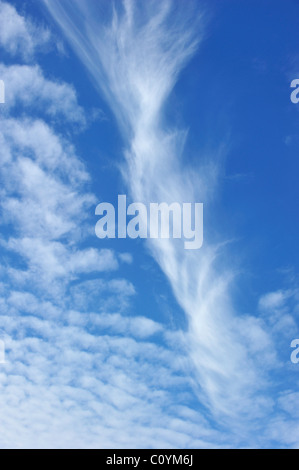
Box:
[5, 238, 119, 278]
[0, 64, 86, 125]
[259, 290, 291, 311]
[257, 287, 299, 343]
[118, 252, 133, 264]
[0, 117, 89, 181]
[0, 0, 50, 59]
[0, 154, 93, 239]
[92, 312, 163, 339]
[69, 278, 136, 313]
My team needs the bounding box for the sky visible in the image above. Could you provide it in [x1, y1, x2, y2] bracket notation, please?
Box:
[0, 0, 298, 449]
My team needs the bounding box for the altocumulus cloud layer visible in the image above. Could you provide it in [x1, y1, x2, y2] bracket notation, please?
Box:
[0, 0, 298, 448]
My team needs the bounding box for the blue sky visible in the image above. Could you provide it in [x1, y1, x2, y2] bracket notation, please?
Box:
[0, 0, 298, 449]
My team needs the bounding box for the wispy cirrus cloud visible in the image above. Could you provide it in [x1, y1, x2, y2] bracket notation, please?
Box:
[42, 0, 276, 427]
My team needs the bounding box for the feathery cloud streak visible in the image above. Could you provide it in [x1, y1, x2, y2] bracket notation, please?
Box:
[42, 0, 279, 430]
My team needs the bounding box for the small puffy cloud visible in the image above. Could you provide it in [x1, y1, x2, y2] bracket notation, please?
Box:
[118, 252, 133, 264]
[0, 118, 89, 181]
[68, 248, 119, 274]
[0, 1, 50, 59]
[5, 238, 118, 279]
[278, 392, 299, 419]
[67, 310, 163, 339]
[69, 278, 135, 313]
[0, 64, 86, 125]
[259, 290, 290, 311]
[1, 155, 94, 240]
[129, 316, 163, 338]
